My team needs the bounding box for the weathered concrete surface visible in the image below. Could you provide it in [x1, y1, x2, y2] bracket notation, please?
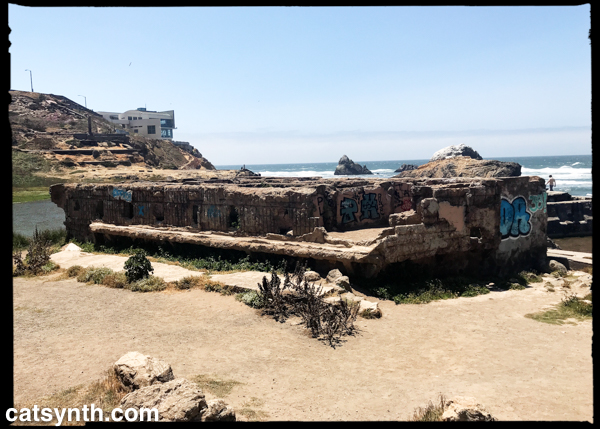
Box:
[545, 191, 592, 238]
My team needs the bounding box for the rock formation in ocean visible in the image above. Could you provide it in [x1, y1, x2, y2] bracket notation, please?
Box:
[394, 156, 521, 179]
[394, 163, 418, 173]
[334, 155, 373, 175]
[430, 144, 483, 162]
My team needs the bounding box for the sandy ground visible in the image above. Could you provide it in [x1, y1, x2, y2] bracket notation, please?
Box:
[12, 250, 593, 422]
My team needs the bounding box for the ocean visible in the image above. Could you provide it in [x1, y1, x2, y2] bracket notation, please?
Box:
[216, 154, 592, 197]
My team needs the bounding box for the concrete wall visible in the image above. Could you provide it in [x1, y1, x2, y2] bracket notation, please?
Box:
[50, 176, 548, 277]
[495, 176, 548, 274]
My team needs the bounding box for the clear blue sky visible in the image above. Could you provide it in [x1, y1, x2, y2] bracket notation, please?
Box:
[9, 5, 591, 165]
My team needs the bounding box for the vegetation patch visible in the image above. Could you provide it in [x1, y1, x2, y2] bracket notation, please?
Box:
[191, 374, 243, 398]
[70, 239, 290, 275]
[525, 293, 592, 325]
[11, 368, 130, 426]
[411, 394, 448, 422]
[236, 264, 361, 347]
[13, 227, 60, 276]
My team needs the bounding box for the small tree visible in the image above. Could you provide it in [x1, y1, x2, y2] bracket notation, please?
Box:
[124, 249, 154, 283]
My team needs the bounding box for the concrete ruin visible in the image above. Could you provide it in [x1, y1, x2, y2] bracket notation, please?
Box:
[50, 175, 548, 278]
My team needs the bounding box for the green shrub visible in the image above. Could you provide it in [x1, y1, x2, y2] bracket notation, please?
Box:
[41, 261, 60, 274]
[124, 250, 154, 283]
[66, 265, 84, 277]
[101, 271, 129, 289]
[236, 291, 265, 308]
[174, 276, 202, 290]
[126, 275, 166, 292]
[77, 266, 114, 284]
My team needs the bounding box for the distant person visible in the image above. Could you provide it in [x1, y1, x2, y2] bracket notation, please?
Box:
[547, 175, 556, 191]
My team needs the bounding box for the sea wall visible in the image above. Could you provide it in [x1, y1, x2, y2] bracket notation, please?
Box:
[50, 176, 547, 277]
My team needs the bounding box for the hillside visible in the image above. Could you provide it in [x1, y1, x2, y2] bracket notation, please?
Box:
[10, 90, 217, 190]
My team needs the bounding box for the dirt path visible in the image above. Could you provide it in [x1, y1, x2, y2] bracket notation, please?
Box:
[12, 255, 593, 422]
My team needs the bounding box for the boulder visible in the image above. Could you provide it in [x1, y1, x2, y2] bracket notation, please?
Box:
[120, 378, 208, 422]
[303, 270, 321, 282]
[430, 144, 482, 162]
[394, 157, 521, 179]
[114, 351, 174, 390]
[394, 163, 418, 173]
[440, 396, 496, 421]
[326, 269, 344, 283]
[334, 155, 373, 175]
[201, 399, 237, 422]
[335, 275, 352, 292]
[548, 259, 568, 274]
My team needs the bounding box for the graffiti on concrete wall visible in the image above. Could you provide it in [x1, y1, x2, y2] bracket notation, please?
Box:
[500, 196, 531, 239]
[137, 205, 145, 216]
[112, 188, 132, 202]
[528, 191, 547, 214]
[361, 193, 380, 220]
[392, 184, 413, 212]
[340, 197, 359, 223]
[207, 205, 221, 218]
[339, 191, 385, 224]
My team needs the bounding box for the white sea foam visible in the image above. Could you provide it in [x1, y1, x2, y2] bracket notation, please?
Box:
[521, 166, 591, 181]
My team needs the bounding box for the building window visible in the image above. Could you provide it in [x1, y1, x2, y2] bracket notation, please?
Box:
[128, 116, 132, 120]
[109, 115, 118, 120]
[160, 119, 174, 128]
[148, 125, 156, 134]
[161, 129, 173, 138]
[134, 129, 138, 133]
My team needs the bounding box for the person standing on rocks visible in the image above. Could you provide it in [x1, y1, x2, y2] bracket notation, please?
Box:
[547, 175, 556, 191]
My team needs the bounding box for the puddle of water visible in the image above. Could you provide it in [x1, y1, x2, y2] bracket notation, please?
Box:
[12, 199, 65, 237]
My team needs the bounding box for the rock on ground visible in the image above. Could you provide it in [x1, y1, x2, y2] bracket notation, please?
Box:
[201, 399, 237, 422]
[114, 351, 174, 390]
[120, 378, 207, 422]
[441, 396, 496, 421]
[430, 144, 482, 162]
[548, 259, 568, 274]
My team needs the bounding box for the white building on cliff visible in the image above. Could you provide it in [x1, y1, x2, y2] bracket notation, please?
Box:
[97, 108, 175, 140]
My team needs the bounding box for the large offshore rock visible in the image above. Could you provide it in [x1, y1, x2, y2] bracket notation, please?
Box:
[334, 155, 373, 175]
[119, 378, 208, 422]
[114, 351, 174, 390]
[394, 163, 418, 173]
[430, 144, 482, 162]
[394, 157, 521, 179]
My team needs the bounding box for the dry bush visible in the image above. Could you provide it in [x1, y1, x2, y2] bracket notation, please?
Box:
[257, 263, 361, 346]
[411, 394, 448, 421]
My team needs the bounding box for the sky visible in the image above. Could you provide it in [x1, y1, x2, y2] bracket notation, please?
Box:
[9, 5, 591, 165]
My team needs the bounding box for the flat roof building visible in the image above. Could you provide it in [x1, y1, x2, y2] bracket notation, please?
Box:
[97, 108, 175, 140]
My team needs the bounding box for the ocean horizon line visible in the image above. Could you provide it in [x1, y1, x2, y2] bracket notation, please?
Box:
[215, 153, 592, 169]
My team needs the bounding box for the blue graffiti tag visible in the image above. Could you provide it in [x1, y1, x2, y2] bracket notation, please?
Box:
[112, 188, 132, 202]
[361, 193, 380, 220]
[137, 205, 145, 216]
[340, 198, 358, 224]
[500, 196, 532, 239]
[528, 192, 547, 213]
[207, 205, 221, 218]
